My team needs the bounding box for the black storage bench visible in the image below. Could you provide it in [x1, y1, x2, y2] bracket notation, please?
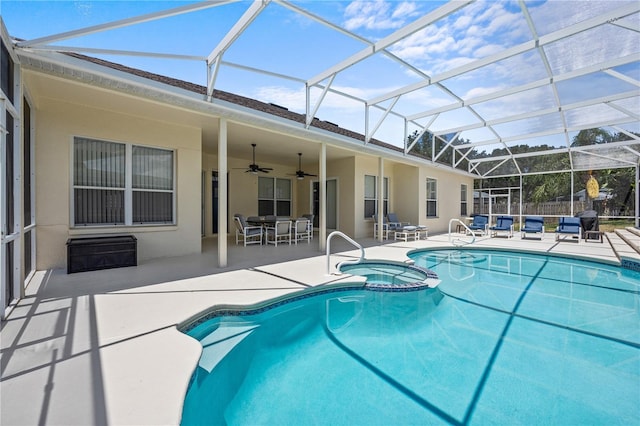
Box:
[67, 235, 137, 274]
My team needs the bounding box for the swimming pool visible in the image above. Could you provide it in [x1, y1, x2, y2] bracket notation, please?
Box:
[180, 249, 640, 425]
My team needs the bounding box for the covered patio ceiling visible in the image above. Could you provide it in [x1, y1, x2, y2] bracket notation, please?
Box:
[8, 0, 640, 177]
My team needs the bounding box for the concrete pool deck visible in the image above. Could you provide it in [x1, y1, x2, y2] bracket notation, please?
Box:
[0, 232, 624, 425]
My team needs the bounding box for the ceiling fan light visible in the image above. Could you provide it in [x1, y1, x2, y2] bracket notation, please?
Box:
[297, 176, 304, 180]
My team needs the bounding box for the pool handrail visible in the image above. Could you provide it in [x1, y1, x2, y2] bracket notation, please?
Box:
[448, 218, 476, 246]
[326, 231, 365, 275]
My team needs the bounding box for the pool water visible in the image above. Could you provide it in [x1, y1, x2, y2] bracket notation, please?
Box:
[180, 249, 640, 425]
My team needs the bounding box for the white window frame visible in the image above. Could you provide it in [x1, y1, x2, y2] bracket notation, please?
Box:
[426, 177, 438, 218]
[71, 137, 176, 227]
[257, 176, 291, 216]
[364, 175, 388, 218]
[461, 183, 468, 216]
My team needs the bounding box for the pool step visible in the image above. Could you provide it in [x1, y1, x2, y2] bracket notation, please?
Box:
[607, 229, 640, 261]
[626, 226, 640, 239]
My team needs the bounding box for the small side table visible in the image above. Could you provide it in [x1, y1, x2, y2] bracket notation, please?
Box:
[584, 230, 603, 243]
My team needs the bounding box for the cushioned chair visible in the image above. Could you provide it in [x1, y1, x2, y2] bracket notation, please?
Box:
[294, 218, 311, 244]
[468, 214, 489, 235]
[265, 220, 292, 246]
[234, 214, 262, 246]
[386, 213, 409, 231]
[490, 215, 514, 238]
[555, 216, 581, 243]
[521, 216, 545, 239]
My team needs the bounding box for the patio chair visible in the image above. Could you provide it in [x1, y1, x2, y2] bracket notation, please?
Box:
[234, 214, 263, 246]
[293, 218, 311, 244]
[372, 214, 389, 239]
[521, 216, 545, 240]
[555, 216, 581, 243]
[386, 213, 410, 231]
[302, 214, 314, 239]
[489, 215, 514, 238]
[467, 214, 489, 236]
[265, 220, 292, 246]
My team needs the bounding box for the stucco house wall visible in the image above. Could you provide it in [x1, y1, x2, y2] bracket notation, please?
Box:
[392, 165, 421, 227]
[420, 167, 474, 233]
[34, 96, 202, 269]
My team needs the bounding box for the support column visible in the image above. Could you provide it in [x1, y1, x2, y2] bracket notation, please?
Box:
[570, 171, 574, 217]
[319, 143, 327, 251]
[217, 118, 228, 267]
[377, 156, 384, 242]
[519, 175, 523, 229]
[634, 164, 640, 228]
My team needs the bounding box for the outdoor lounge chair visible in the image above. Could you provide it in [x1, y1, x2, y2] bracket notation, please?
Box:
[387, 213, 428, 240]
[234, 214, 263, 246]
[521, 216, 545, 239]
[490, 215, 514, 238]
[555, 216, 581, 243]
[467, 214, 489, 235]
[386, 213, 410, 231]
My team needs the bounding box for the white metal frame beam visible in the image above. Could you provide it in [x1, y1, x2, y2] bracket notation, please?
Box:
[206, 0, 269, 95]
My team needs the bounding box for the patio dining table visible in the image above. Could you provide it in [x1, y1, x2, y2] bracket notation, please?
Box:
[247, 217, 292, 227]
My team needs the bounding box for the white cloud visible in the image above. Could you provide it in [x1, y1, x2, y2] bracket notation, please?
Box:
[464, 85, 507, 100]
[452, 14, 472, 30]
[343, 0, 419, 31]
[388, 1, 531, 74]
[391, 2, 419, 20]
[474, 43, 504, 58]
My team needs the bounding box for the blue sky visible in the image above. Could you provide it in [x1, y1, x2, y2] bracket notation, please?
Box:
[2, 1, 639, 151]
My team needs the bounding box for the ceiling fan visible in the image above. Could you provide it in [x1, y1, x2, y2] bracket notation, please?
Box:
[238, 143, 272, 174]
[290, 153, 317, 180]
